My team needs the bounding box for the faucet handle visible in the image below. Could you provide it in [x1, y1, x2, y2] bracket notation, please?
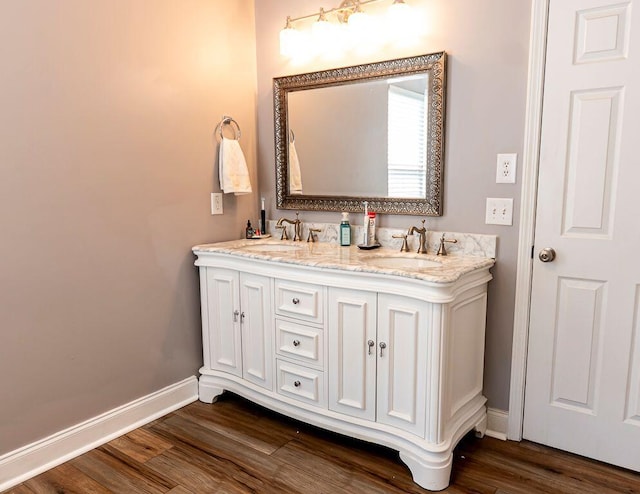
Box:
[392, 234, 410, 252]
[276, 224, 289, 241]
[437, 233, 458, 256]
[307, 228, 322, 243]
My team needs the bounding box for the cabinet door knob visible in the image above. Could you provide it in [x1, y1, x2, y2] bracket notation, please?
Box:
[293, 339, 301, 347]
[240, 311, 245, 322]
[233, 310, 240, 322]
[379, 341, 387, 357]
[294, 380, 301, 388]
[367, 340, 375, 355]
[292, 297, 300, 305]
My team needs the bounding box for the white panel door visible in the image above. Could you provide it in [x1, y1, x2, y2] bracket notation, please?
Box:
[240, 273, 273, 390]
[328, 287, 377, 421]
[377, 294, 428, 437]
[524, 0, 640, 470]
[205, 268, 242, 377]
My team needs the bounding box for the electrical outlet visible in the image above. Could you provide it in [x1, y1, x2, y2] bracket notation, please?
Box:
[485, 198, 513, 225]
[496, 153, 517, 184]
[211, 193, 223, 215]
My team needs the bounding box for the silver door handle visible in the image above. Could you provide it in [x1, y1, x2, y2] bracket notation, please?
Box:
[379, 341, 387, 357]
[367, 340, 375, 355]
[233, 310, 240, 322]
[538, 247, 556, 263]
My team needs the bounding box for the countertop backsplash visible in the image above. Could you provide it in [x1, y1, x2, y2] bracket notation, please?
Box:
[266, 220, 497, 259]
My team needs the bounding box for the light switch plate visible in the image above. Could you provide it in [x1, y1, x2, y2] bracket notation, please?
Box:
[496, 153, 517, 184]
[485, 198, 513, 225]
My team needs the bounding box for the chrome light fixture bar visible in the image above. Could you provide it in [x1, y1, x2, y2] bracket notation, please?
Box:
[280, 0, 415, 60]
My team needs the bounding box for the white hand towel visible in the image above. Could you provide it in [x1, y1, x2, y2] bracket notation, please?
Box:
[219, 137, 252, 195]
[289, 140, 303, 195]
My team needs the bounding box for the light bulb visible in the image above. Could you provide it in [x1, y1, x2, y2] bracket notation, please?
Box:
[347, 10, 369, 43]
[280, 26, 299, 58]
[387, 0, 413, 42]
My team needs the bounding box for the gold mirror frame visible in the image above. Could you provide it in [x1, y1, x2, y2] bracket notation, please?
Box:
[273, 52, 446, 215]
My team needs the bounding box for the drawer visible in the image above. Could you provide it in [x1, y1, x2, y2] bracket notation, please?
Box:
[275, 318, 323, 368]
[275, 280, 323, 324]
[276, 359, 326, 407]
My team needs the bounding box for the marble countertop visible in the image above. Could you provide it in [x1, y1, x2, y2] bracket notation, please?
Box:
[193, 239, 494, 284]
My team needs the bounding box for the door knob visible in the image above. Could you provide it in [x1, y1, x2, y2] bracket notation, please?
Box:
[538, 247, 556, 263]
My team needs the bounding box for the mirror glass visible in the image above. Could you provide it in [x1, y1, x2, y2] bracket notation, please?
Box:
[274, 52, 446, 215]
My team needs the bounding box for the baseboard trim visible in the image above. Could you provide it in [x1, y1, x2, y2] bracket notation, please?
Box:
[485, 408, 509, 441]
[0, 376, 198, 491]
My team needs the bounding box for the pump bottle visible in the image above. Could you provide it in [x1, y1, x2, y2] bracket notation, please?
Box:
[340, 212, 351, 246]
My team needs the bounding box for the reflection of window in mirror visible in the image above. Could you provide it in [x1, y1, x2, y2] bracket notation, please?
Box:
[387, 85, 427, 198]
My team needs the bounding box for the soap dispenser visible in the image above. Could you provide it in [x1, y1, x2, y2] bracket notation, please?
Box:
[340, 212, 351, 246]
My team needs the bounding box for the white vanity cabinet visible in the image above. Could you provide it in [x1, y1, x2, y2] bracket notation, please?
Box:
[194, 241, 494, 491]
[201, 268, 273, 390]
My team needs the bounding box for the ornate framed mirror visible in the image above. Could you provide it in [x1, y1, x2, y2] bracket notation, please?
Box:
[274, 52, 446, 215]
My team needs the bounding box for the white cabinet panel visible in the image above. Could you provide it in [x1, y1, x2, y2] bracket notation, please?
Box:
[205, 268, 242, 377]
[377, 294, 428, 437]
[328, 288, 376, 420]
[240, 273, 273, 390]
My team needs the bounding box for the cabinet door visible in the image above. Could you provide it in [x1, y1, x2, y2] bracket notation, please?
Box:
[328, 287, 376, 421]
[377, 294, 428, 437]
[205, 268, 242, 377]
[240, 273, 273, 390]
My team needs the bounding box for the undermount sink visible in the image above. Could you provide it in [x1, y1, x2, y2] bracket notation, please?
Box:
[366, 256, 442, 270]
[240, 243, 303, 252]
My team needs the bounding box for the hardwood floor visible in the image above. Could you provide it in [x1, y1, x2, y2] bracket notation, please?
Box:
[5, 393, 640, 493]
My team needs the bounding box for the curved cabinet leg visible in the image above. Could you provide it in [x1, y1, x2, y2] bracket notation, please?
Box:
[399, 450, 453, 491]
[198, 377, 224, 404]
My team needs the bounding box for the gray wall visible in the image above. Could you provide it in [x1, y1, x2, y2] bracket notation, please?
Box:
[0, 0, 258, 455]
[255, 0, 532, 410]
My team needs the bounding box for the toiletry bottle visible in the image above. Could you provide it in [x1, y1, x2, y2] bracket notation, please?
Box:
[367, 212, 377, 246]
[260, 197, 266, 235]
[340, 212, 351, 246]
[245, 220, 254, 239]
[363, 201, 369, 246]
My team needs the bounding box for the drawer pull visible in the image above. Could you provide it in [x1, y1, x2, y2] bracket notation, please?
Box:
[379, 341, 387, 357]
[294, 380, 301, 388]
[292, 297, 300, 305]
[367, 340, 375, 355]
[293, 339, 301, 347]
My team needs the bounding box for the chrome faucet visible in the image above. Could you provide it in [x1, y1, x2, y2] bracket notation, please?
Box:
[408, 219, 428, 254]
[276, 212, 302, 241]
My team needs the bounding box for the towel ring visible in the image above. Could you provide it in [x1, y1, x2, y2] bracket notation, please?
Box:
[217, 116, 241, 141]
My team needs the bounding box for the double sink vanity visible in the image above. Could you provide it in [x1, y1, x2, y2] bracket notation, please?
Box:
[195, 51, 494, 491]
[193, 230, 494, 491]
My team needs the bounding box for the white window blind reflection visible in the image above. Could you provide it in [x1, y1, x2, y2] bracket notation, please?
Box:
[387, 85, 427, 198]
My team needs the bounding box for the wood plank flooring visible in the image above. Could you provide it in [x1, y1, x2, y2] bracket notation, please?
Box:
[5, 392, 640, 493]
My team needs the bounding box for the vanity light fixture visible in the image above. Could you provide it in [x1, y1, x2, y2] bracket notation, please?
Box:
[279, 0, 418, 61]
